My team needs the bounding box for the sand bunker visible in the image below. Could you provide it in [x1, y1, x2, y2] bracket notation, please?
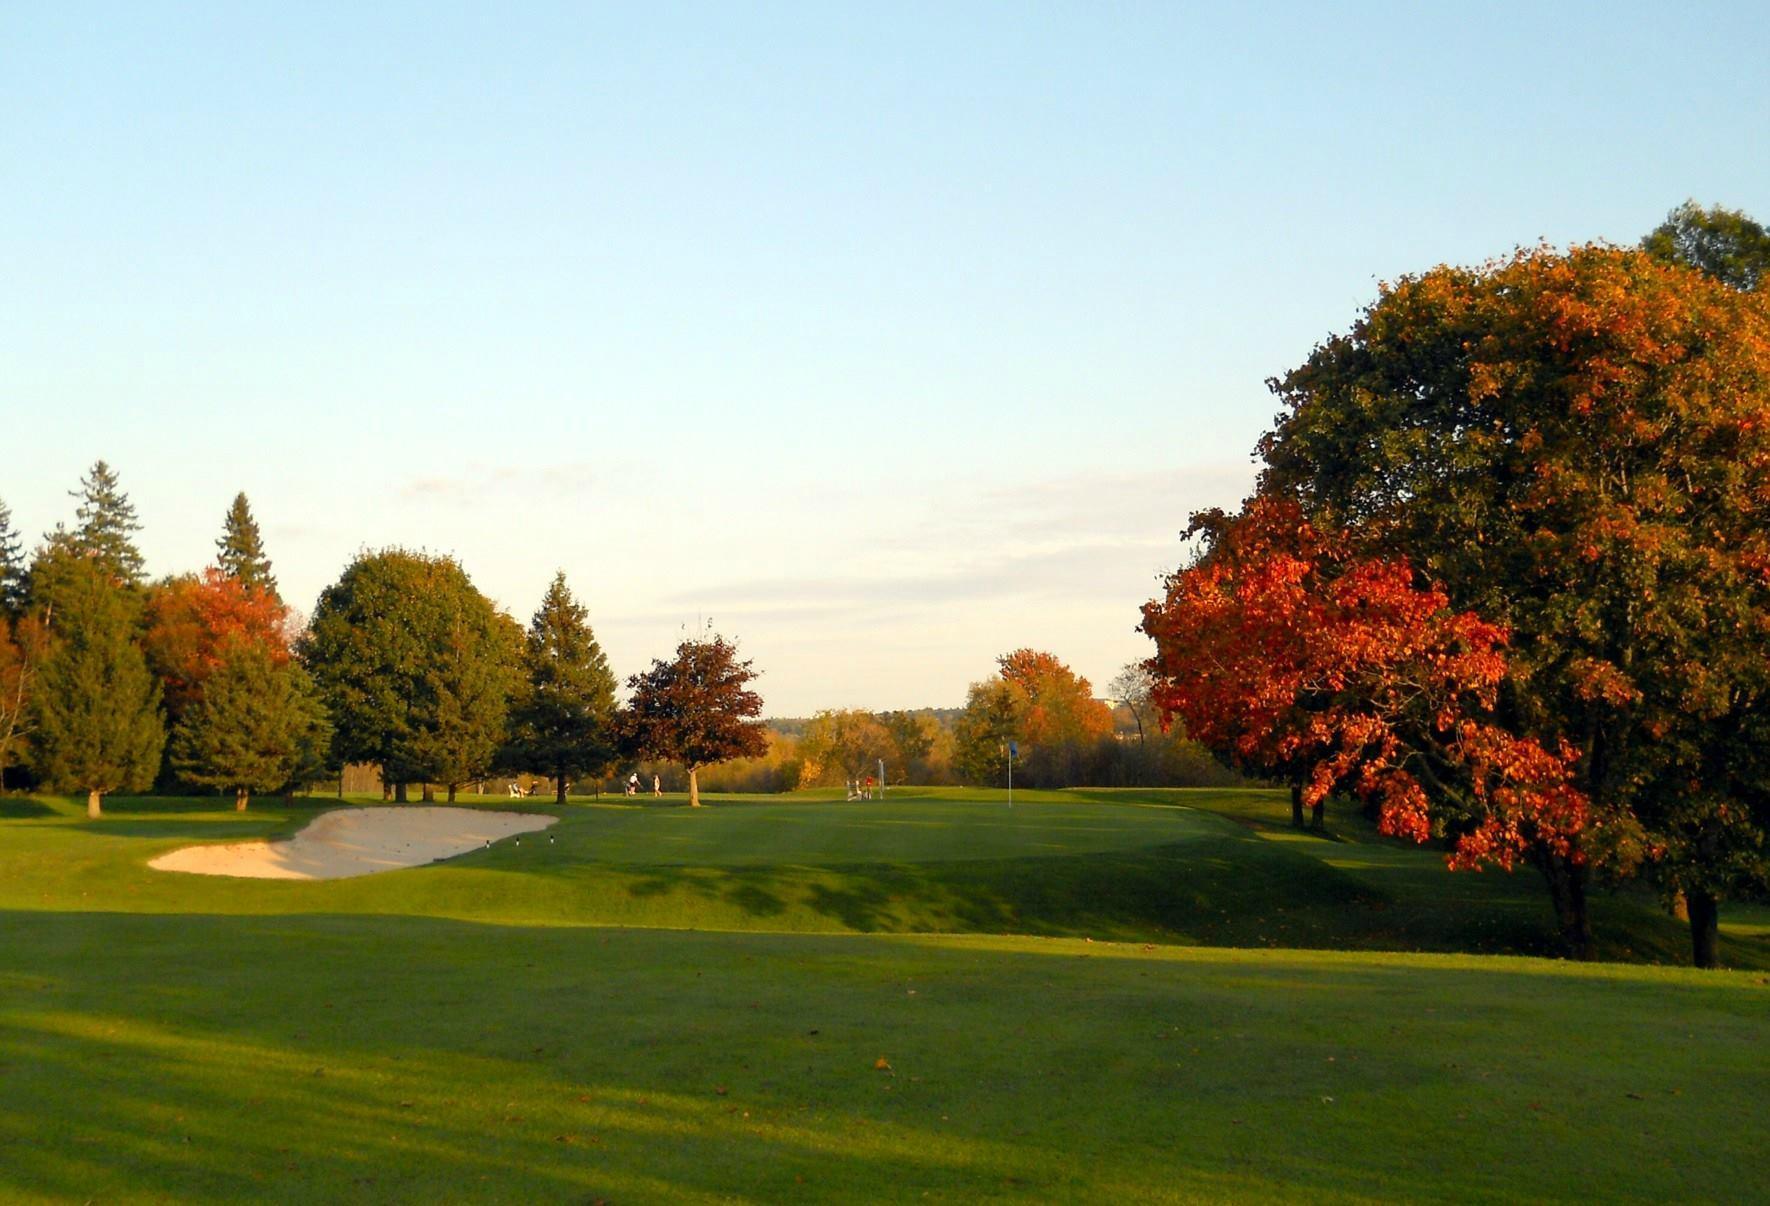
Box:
[149, 806, 557, 880]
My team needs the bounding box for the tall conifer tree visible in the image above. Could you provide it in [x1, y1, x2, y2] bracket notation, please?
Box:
[216, 492, 277, 596]
[0, 497, 24, 615]
[30, 550, 163, 816]
[506, 573, 619, 804]
[68, 460, 146, 585]
[171, 639, 319, 810]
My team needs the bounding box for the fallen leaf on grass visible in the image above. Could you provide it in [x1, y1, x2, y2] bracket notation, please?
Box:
[714, 1086, 728, 1096]
[874, 1057, 892, 1072]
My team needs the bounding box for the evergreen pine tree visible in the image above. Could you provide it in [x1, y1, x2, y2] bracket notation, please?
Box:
[278, 662, 336, 799]
[171, 639, 311, 810]
[507, 573, 620, 804]
[0, 497, 25, 615]
[216, 492, 277, 595]
[31, 551, 163, 816]
[69, 460, 146, 585]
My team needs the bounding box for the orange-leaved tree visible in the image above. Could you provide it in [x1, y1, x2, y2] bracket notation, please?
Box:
[144, 568, 293, 718]
[1237, 244, 1770, 965]
[1142, 498, 1589, 890]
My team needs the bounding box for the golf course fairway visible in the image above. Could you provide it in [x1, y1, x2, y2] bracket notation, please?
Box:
[1, 788, 1764, 1202]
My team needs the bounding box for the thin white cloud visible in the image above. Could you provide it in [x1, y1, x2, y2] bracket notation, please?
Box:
[399, 462, 598, 503]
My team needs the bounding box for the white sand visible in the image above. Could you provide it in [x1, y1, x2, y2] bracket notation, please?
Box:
[149, 806, 557, 880]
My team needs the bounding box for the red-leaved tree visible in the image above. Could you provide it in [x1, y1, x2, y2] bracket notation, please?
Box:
[1141, 499, 1594, 948]
[144, 569, 293, 717]
[623, 631, 767, 808]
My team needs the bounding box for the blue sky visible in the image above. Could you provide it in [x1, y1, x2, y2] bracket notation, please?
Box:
[5, 2, 1767, 713]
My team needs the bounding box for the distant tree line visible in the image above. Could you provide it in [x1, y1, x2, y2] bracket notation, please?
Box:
[0, 468, 765, 811]
[0, 466, 1239, 809]
[692, 651, 1241, 794]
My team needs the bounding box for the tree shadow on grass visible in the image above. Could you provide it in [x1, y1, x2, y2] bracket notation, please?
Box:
[0, 912, 1764, 1204]
[0, 798, 55, 819]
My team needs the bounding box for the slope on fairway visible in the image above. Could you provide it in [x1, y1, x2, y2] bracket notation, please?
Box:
[6, 786, 1762, 963]
[1, 789, 1765, 966]
[0, 913, 1763, 1203]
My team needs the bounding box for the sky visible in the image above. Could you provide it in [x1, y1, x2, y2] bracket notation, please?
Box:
[4, 2, 1768, 715]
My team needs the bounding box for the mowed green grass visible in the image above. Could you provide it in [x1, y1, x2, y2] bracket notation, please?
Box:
[3, 787, 1762, 965]
[1, 788, 1766, 1202]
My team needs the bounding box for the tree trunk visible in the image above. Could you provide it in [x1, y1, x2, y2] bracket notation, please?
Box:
[1290, 781, 1305, 829]
[395, 782, 408, 802]
[1537, 852, 1593, 960]
[235, 788, 249, 812]
[87, 789, 101, 819]
[1672, 892, 1689, 922]
[422, 783, 435, 802]
[556, 774, 568, 806]
[446, 783, 457, 803]
[688, 767, 701, 808]
[1687, 889, 1720, 969]
[1310, 800, 1325, 831]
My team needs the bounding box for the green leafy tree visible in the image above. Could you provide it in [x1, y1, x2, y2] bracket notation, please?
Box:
[797, 709, 890, 787]
[506, 573, 619, 805]
[66, 460, 146, 586]
[1258, 245, 1770, 964]
[303, 549, 518, 801]
[624, 631, 767, 808]
[878, 710, 937, 783]
[406, 609, 523, 801]
[215, 492, 278, 596]
[1643, 200, 1770, 291]
[29, 550, 163, 817]
[953, 678, 1024, 786]
[0, 497, 25, 616]
[171, 638, 322, 810]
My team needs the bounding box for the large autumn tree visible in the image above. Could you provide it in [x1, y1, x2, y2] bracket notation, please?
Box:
[504, 573, 619, 804]
[0, 612, 49, 781]
[955, 650, 1113, 787]
[1240, 244, 1770, 966]
[624, 631, 766, 808]
[143, 568, 293, 721]
[28, 548, 164, 817]
[1143, 498, 1590, 935]
[303, 549, 518, 801]
[797, 708, 890, 788]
